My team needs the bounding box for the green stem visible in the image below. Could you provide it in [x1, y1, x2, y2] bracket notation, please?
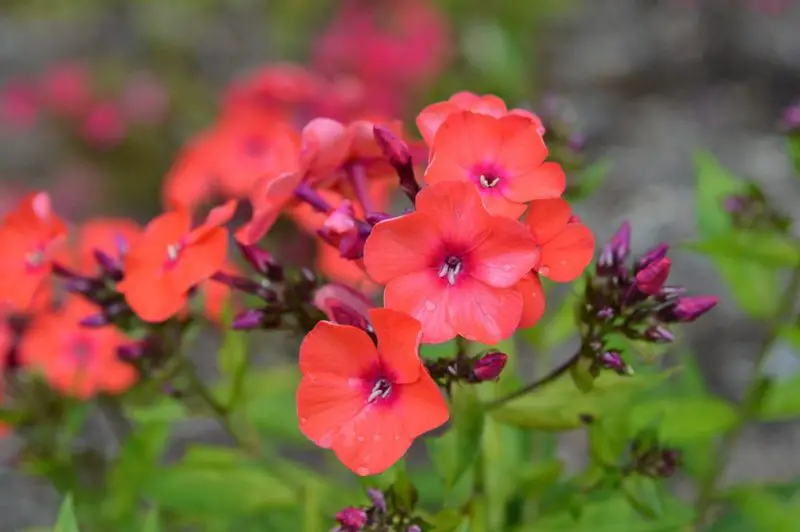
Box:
[485, 353, 579, 410]
[694, 262, 800, 528]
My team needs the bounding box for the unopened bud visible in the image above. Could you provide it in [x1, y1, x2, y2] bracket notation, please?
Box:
[597, 307, 614, 321]
[664, 296, 718, 323]
[373, 125, 411, 167]
[366, 212, 392, 225]
[335, 507, 367, 531]
[237, 243, 283, 282]
[472, 352, 508, 382]
[211, 271, 276, 301]
[117, 342, 144, 360]
[636, 243, 669, 272]
[598, 351, 632, 375]
[597, 221, 631, 274]
[313, 283, 373, 331]
[367, 488, 386, 513]
[644, 325, 674, 343]
[79, 312, 110, 328]
[93, 249, 123, 280]
[407, 527, 422, 532]
[231, 307, 282, 330]
[634, 257, 671, 295]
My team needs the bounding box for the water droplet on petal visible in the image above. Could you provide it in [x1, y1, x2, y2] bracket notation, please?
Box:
[394, 435, 401, 442]
[356, 467, 370, 476]
[539, 265, 550, 276]
[356, 436, 365, 442]
[373, 434, 381, 441]
[424, 300, 436, 311]
[299, 417, 308, 425]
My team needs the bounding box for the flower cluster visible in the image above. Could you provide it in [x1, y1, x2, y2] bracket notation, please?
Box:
[333, 487, 422, 532]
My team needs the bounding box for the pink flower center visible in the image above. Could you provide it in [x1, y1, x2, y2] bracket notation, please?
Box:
[164, 241, 184, 270]
[438, 255, 464, 286]
[478, 174, 500, 188]
[367, 377, 392, 404]
[471, 162, 505, 191]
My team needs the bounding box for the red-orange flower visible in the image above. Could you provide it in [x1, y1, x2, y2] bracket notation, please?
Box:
[117, 200, 236, 323]
[75, 218, 141, 275]
[417, 91, 545, 147]
[0, 192, 67, 311]
[19, 297, 136, 399]
[424, 111, 565, 218]
[516, 199, 595, 328]
[297, 308, 448, 475]
[364, 181, 539, 344]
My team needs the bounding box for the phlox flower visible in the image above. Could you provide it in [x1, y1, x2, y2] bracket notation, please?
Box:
[416, 91, 545, 148]
[74, 218, 141, 275]
[0, 192, 67, 311]
[363, 181, 539, 344]
[517, 198, 595, 328]
[423, 111, 565, 218]
[117, 200, 236, 323]
[297, 308, 448, 476]
[19, 297, 136, 399]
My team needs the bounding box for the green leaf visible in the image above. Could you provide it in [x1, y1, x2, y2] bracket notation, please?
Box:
[717, 259, 780, 317]
[490, 371, 670, 431]
[684, 232, 800, 268]
[757, 373, 800, 421]
[126, 398, 187, 424]
[219, 322, 248, 376]
[300, 484, 324, 532]
[54, 495, 80, 532]
[517, 460, 564, 498]
[620, 475, 663, 519]
[694, 150, 743, 236]
[143, 451, 295, 517]
[569, 356, 595, 393]
[428, 509, 468, 532]
[730, 488, 800, 532]
[787, 134, 800, 178]
[523, 280, 582, 351]
[573, 159, 611, 200]
[629, 396, 737, 443]
[141, 508, 160, 532]
[243, 366, 304, 442]
[442, 386, 485, 489]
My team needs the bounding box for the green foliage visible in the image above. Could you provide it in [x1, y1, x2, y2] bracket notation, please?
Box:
[53, 495, 81, 532]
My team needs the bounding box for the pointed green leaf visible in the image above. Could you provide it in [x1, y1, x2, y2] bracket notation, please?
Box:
[694, 150, 743, 236]
[730, 488, 800, 532]
[630, 396, 737, 443]
[443, 385, 484, 489]
[141, 507, 160, 532]
[684, 232, 800, 268]
[621, 475, 663, 519]
[53, 495, 80, 532]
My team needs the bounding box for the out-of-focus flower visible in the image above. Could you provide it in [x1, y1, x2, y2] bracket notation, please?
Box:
[40, 62, 92, 118]
[121, 71, 170, 126]
[297, 308, 448, 475]
[0, 79, 39, 129]
[80, 100, 127, 149]
[19, 297, 137, 399]
[334, 507, 367, 531]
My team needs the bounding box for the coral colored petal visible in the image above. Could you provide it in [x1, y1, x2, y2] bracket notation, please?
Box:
[524, 198, 572, 245]
[479, 192, 527, 220]
[416, 101, 458, 146]
[299, 320, 378, 377]
[396, 374, 449, 439]
[470, 216, 539, 288]
[518, 274, 546, 328]
[332, 405, 413, 476]
[174, 227, 229, 291]
[450, 92, 507, 117]
[362, 212, 440, 284]
[429, 111, 503, 170]
[297, 373, 368, 448]
[122, 276, 187, 323]
[539, 223, 596, 283]
[447, 278, 523, 345]
[317, 245, 378, 294]
[496, 115, 548, 171]
[422, 152, 469, 186]
[100, 362, 138, 394]
[505, 161, 566, 203]
[300, 118, 351, 176]
[414, 181, 492, 248]
[369, 308, 423, 384]
[384, 271, 455, 344]
[235, 204, 280, 245]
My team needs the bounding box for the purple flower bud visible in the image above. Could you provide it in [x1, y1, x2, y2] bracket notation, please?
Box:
[237, 243, 283, 282]
[366, 212, 392, 225]
[636, 243, 669, 272]
[65, 277, 96, 294]
[597, 307, 614, 321]
[472, 352, 508, 382]
[52, 262, 83, 281]
[407, 527, 422, 532]
[634, 257, 671, 295]
[93, 248, 123, 280]
[722, 195, 749, 215]
[657, 449, 682, 478]
[79, 313, 110, 328]
[117, 342, 144, 360]
[373, 125, 411, 167]
[644, 325, 674, 343]
[313, 284, 373, 331]
[211, 271, 273, 299]
[367, 488, 386, 513]
[598, 351, 632, 375]
[567, 131, 587, 151]
[667, 296, 718, 323]
[597, 221, 631, 273]
[231, 309, 266, 330]
[335, 507, 368, 531]
[781, 101, 800, 132]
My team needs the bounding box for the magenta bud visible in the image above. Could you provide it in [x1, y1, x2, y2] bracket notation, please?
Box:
[567, 131, 587, 151]
[211, 271, 268, 298]
[52, 262, 83, 281]
[366, 212, 392, 225]
[117, 342, 144, 360]
[373, 125, 411, 167]
[93, 248, 123, 280]
[599, 351, 632, 375]
[79, 313, 110, 328]
[597, 307, 614, 320]
[313, 283, 373, 331]
[472, 352, 508, 382]
[668, 296, 719, 323]
[644, 325, 674, 343]
[367, 488, 386, 513]
[636, 243, 669, 272]
[237, 243, 284, 282]
[634, 257, 671, 295]
[335, 507, 368, 531]
[65, 277, 96, 294]
[597, 221, 631, 273]
[231, 309, 266, 330]
[781, 101, 800, 132]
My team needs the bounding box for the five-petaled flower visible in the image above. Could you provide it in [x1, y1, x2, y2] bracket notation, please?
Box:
[297, 308, 448, 475]
[364, 181, 539, 344]
[117, 200, 237, 322]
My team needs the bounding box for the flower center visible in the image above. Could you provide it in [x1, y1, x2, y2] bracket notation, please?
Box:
[479, 174, 501, 188]
[438, 255, 463, 286]
[367, 378, 392, 403]
[67, 336, 95, 366]
[25, 247, 46, 272]
[164, 242, 183, 268]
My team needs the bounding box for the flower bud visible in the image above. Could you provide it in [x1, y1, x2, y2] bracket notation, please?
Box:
[644, 325, 674, 343]
[79, 312, 110, 328]
[237, 242, 283, 282]
[597, 221, 631, 274]
[781, 100, 800, 132]
[635, 243, 669, 272]
[335, 507, 368, 531]
[93, 248, 123, 280]
[313, 283, 373, 331]
[373, 125, 411, 167]
[664, 296, 718, 323]
[366, 212, 392, 225]
[117, 342, 145, 361]
[598, 351, 632, 375]
[231, 308, 282, 330]
[367, 488, 386, 513]
[407, 526, 422, 532]
[211, 271, 276, 301]
[597, 307, 614, 321]
[472, 352, 508, 382]
[634, 257, 671, 295]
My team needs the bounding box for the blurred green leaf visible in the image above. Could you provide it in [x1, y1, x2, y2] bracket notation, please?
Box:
[54, 495, 80, 532]
[787, 135, 800, 178]
[491, 371, 670, 431]
[620, 475, 663, 519]
[141, 508, 160, 532]
[571, 159, 612, 200]
[757, 373, 800, 421]
[420, 340, 458, 360]
[684, 232, 800, 268]
[629, 396, 737, 443]
[517, 460, 564, 498]
[570, 356, 595, 393]
[587, 414, 630, 466]
[522, 281, 582, 351]
[729, 488, 800, 532]
[301, 484, 324, 532]
[143, 448, 295, 517]
[717, 259, 780, 317]
[126, 398, 187, 424]
[243, 366, 304, 442]
[219, 318, 247, 376]
[442, 386, 484, 489]
[428, 509, 468, 532]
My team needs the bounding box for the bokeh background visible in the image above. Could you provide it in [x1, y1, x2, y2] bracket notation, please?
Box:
[1, 0, 800, 529]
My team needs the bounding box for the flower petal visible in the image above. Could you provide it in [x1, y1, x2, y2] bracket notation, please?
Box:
[504, 161, 566, 203]
[524, 198, 571, 245]
[396, 373, 449, 439]
[479, 192, 527, 219]
[384, 271, 455, 344]
[297, 373, 367, 448]
[363, 212, 440, 284]
[332, 405, 412, 476]
[369, 308, 423, 384]
[175, 227, 229, 291]
[416, 101, 458, 147]
[518, 273, 546, 329]
[427, 111, 503, 173]
[447, 278, 522, 344]
[539, 223, 595, 283]
[299, 320, 378, 377]
[470, 216, 539, 288]
[414, 181, 492, 248]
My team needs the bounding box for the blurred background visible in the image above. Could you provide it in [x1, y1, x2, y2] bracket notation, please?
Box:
[1, 0, 800, 528]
